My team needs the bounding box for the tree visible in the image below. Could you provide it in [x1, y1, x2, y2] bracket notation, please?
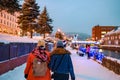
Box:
[37, 6, 53, 38]
[17, 0, 40, 38]
[0, 0, 21, 13]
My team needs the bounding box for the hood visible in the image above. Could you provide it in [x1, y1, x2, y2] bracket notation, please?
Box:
[50, 48, 71, 55]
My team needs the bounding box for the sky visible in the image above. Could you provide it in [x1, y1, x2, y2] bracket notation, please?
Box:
[23, 0, 120, 35]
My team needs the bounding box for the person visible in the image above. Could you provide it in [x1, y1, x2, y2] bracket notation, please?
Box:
[86, 44, 90, 59]
[47, 41, 54, 52]
[63, 40, 67, 48]
[49, 40, 75, 80]
[24, 40, 51, 80]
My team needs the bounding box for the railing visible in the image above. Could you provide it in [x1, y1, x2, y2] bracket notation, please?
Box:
[0, 43, 36, 75]
[0, 43, 36, 62]
[102, 57, 120, 75]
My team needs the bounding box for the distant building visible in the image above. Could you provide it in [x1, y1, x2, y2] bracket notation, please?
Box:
[0, 10, 20, 35]
[92, 25, 115, 41]
[102, 27, 120, 45]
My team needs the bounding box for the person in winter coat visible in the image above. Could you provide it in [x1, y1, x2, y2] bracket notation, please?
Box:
[24, 40, 51, 80]
[49, 40, 75, 80]
[86, 44, 90, 59]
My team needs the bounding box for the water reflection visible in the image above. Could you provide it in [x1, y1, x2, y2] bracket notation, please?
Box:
[102, 49, 120, 60]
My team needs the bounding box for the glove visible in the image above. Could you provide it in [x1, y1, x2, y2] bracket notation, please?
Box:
[24, 74, 28, 79]
[71, 77, 75, 80]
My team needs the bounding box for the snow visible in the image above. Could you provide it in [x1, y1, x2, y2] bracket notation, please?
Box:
[0, 33, 38, 43]
[106, 56, 120, 64]
[0, 46, 120, 80]
[72, 40, 97, 44]
[101, 45, 120, 48]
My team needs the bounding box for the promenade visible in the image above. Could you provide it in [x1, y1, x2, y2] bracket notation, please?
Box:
[0, 46, 120, 80]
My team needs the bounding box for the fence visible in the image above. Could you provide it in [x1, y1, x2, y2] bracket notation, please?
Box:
[0, 43, 37, 75]
[102, 57, 120, 75]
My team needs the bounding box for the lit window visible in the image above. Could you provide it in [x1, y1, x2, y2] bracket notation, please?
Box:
[115, 40, 118, 45]
[101, 35, 104, 38]
[101, 31, 106, 34]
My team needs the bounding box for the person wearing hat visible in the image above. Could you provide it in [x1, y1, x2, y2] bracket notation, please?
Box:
[49, 40, 75, 80]
[24, 40, 51, 80]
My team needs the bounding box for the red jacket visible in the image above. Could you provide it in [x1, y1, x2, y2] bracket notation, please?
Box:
[24, 51, 51, 80]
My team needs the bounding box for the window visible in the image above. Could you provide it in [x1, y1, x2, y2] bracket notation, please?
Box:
[4, 14, 6, 18]
[101, 35, 104, 38]
[7, 15, 9, 19]
[1, 13, 3, 17]
[101, 31, 106, 34]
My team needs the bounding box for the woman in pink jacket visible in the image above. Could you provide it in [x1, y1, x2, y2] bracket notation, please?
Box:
[86, 44, 90, 59]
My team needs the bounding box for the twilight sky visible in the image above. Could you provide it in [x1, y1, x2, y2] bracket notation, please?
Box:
[36, 0, 120, 35]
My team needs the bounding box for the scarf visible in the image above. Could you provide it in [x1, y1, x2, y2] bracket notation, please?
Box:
[32, 46, 48, 62]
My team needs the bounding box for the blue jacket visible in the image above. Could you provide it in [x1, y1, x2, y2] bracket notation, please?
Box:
[48, 48, 75, 79]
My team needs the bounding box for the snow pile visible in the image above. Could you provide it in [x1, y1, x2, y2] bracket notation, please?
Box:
[0, 33, 38, 43]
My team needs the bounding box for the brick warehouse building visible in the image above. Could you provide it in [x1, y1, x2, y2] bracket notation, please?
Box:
[100, 27, 120, 52]
[0, 10, 20, 35]
[103, 27, 120, 45]
[92, 25, 116, 41]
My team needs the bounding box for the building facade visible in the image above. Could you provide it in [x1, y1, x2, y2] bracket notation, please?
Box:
[102, 27, 120, 45]
[92, 25, 115, 41]
[0, 10, 20, 35]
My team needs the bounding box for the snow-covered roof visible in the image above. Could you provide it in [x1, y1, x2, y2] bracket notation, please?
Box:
[114, 27, 120, 33]
[105, 30, 115, 35]
[105, 27, 120, 35]
[0, 33, 38, 44]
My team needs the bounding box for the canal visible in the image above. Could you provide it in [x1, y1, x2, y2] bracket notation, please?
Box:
[102, 49, 120, 60]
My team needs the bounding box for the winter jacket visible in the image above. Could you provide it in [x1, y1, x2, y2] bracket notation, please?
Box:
[86, 46, 90, 53]
[49, 48, 75, 80]
[24, 51, 51, 80]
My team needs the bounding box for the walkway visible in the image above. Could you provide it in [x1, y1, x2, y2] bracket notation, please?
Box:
[68, 46, 120, 80]
[0, 46, 120, 80]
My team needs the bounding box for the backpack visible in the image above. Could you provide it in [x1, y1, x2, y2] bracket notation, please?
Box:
[32, 58, 47, 76]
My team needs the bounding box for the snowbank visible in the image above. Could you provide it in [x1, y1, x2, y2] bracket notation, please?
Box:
[0, 33, 38, 43]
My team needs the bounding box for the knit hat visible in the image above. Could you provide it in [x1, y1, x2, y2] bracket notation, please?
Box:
[37, 40, 45, 47]
[57, 40, 64, 47]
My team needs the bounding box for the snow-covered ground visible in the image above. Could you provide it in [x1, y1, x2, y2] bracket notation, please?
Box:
[0, 33, 38, 43]
[0, 46, 120, 80]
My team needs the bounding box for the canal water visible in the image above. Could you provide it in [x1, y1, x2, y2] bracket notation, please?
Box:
[102, 49, 120, 60]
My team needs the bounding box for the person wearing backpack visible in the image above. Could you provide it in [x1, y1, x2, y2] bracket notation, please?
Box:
[24, 40, 51, 80]
[49, 40, 75, 80]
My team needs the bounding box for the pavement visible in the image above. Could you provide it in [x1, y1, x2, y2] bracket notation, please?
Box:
[67, 46, 120, 80]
